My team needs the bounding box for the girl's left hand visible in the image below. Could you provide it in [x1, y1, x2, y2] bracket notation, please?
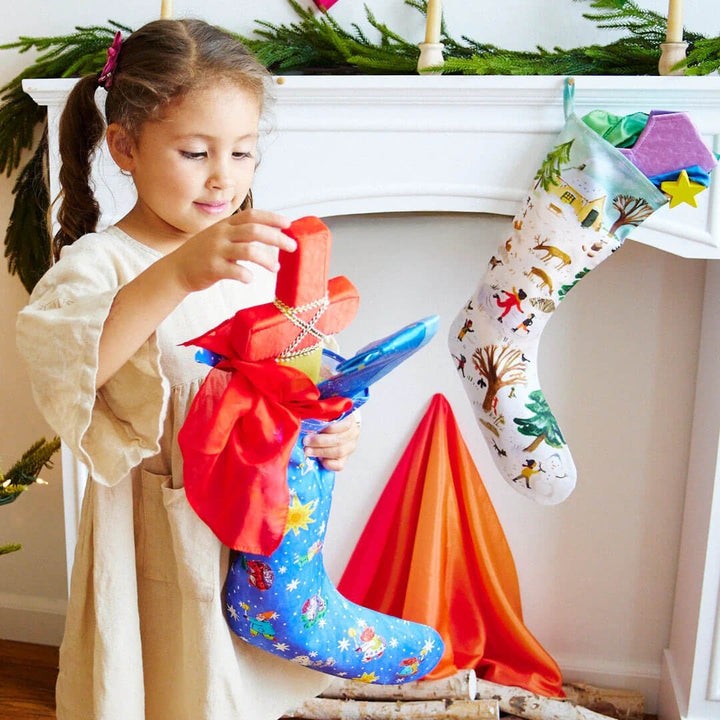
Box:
[303, 412, 361, 472]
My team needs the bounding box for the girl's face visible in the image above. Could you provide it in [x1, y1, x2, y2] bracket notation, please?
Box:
[116, 81, 261, 249]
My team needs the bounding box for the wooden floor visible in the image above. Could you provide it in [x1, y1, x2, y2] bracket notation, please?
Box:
[0, 639, 59, 719]
[0, 640, 659, 720]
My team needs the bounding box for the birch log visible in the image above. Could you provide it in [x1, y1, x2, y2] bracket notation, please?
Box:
[282, 698, 499, 720]
[475, 679, 614, 720]
[321, 670, 478, 701]
[561, 682, 644, 720]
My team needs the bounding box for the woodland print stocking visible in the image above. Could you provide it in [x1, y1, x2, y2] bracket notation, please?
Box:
[449, 109, 673, 504]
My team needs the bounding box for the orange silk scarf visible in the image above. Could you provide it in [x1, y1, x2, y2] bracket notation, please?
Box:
[338, 393, 564, 696]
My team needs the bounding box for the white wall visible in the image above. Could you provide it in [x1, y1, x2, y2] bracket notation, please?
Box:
[321, 213, 705, 711]
[0, 0, 718, 711]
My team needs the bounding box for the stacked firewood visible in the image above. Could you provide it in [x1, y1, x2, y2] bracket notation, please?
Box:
[281, 670, 645, 720]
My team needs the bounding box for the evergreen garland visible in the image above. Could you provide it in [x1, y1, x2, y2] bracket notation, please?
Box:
[1, 2, 718, 292]
[0, 21, 132, 292]
[0, 21, 130, 179]
[241, 0, 419, 73]
[4, 125, 50, 292]
[438, 40, 661, 76]
[681, 35, 720, 76]
[0, 543, 23, 556]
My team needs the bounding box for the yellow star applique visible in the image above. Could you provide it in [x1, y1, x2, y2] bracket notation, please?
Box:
[357, 671, 379, 683]
[661, 169, 707, 209]
[284, 493, 316, 536]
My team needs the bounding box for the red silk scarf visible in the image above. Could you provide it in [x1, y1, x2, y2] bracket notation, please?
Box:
[179, 340, 351, 556]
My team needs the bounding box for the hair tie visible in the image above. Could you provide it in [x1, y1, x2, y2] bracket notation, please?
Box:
[97, 31, 123, 90]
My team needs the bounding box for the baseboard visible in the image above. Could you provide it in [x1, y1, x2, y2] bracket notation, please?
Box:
[659, 649, 686, 720]
[0, 591, 66, 646]
[556, 653, 662, 715]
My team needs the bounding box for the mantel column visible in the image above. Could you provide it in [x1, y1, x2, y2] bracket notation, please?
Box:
[660, 258, 720, 720]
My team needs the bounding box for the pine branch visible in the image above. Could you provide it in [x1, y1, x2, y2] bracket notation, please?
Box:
[573, 0, 667, 43]
[4, 123, 50, 293]
[0, 544, 22, 555]
[440, 38, 660, 76]
[0, 21, 131, 176]
[241, 0, 420, 73]
[3, 437, 61, 488]
[0, 21, 131, 292]
[0, 439, 60, 559]
[684, 36, 720, 75]
[572, 0, 704, 46]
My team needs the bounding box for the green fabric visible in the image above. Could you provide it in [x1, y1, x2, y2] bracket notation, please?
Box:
[582, 109, 649, 148]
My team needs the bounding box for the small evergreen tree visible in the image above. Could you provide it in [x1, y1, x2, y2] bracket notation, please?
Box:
[534, 141, 575, 191]
[514, 390, 566, 452]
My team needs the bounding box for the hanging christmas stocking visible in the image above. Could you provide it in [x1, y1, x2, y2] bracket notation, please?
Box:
[180, 217, 444, 683]
[449, 81, 715, 504]
[225, 414, 444, 683]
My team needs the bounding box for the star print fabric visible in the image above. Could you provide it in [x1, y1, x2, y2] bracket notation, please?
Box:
[225, 426, 444, 684]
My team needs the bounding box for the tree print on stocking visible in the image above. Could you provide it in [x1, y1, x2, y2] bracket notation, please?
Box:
[515, 390, 566, 455]
[535, 140, 574, 191]
[449, 113, 668, 504]
[471, 343, 526, 415]
[609, 195, 655, 235]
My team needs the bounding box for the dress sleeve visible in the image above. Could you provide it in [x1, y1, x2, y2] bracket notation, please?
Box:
[16, 240, 169, 487]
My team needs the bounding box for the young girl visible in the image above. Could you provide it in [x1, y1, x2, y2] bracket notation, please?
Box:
[16, 19, 360, 720]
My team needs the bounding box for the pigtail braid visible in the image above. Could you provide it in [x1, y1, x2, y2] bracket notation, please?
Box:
[54, 75, 106, 259]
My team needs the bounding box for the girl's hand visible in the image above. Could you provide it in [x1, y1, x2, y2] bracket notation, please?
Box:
[303, 412, 361, 472]
[95, 209, 294, 389]
[171, 209, 296, 293]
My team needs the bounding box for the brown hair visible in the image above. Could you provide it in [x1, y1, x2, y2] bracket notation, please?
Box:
[54, 19, 269, 259]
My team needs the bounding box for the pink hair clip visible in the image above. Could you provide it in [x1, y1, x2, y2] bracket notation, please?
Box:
[98, 31, 123, 89]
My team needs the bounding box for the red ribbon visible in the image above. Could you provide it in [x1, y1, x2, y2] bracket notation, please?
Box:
[179, 356, 351, 555]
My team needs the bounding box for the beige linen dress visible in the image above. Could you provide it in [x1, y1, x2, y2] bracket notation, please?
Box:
[16, 226, 329, 720]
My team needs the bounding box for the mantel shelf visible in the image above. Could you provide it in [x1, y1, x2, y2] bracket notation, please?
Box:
[24, 75, 720, 259]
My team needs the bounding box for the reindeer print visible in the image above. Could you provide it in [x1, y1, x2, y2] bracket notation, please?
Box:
[524, 266, 553, 294]
[532, 236, 572, 269]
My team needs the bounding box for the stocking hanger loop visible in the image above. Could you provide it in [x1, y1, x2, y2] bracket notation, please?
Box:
[563, 77, 576, 120]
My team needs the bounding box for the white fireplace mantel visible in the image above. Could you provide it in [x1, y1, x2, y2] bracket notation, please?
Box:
[24, 75, 720, 720]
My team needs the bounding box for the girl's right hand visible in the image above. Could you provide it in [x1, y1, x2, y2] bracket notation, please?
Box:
[171, 209, 296, 293]
[97, 210, 295, 389]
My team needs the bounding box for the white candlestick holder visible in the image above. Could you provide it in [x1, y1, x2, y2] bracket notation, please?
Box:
[417, 42, 445, 75]
[659, 41, 688, 76]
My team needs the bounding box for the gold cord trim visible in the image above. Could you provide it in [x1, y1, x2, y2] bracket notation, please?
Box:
[273, 294, 329, 358]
